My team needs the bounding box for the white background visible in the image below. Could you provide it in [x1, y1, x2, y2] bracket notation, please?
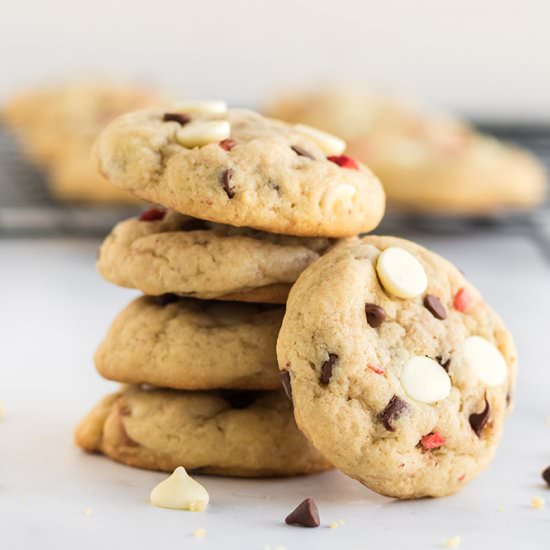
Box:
[1, 0, 549, 120]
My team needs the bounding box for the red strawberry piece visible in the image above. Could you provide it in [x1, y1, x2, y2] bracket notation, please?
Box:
[453, 288, 472, 312]
[327, 155, 359, 170]
[219, 138, 237, 151]
[368, 364, 385, 375]
[139, 207, 166, 222]
[420, 431, 446, 450]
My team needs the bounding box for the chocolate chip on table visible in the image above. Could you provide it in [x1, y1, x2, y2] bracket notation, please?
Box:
[469, 397, 490, 436]
[291, 145, 314, 159]
[221, 391, 258, 409]
[320, 353, 338, 385]
[542, 467, 550, 486]
[423, 294, 447, 320]
[378, 395, 408, 431]
[365, 303, 386, 328]
[139, 207, 166, 222]
[162, 112, 191, 125]
[280, 371, 292, 400]
[155, 293, 180, 306]
[285, 498, 320, 528]
[220, 168, 235, 198]
[180, 218, 210, 231]
[436, 356, 451, 371]
[219, 138, 237, 151]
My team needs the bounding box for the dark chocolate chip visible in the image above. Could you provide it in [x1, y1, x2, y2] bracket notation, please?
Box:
[320, 353, 338, 385]
[542, 466, 550, 487]
[378, 395, 408, 431]
[280, 371, 292, 400]
[162, 112, 191, 125]
[469, 397, 490, 437]
[365, 303, 386, 328]
[436, 356, 451, 371]
[139, 207, 166, 222]
[180, 218, 210, 231]
[221, 168, 235, 198]
[291, 145, 314, 160]
[221, 391, 258, 409]
[285, 498, 320, 528]
[155, 293, 180, 306]
[219, 138, 237, 151]
[423, 294, 447, 320]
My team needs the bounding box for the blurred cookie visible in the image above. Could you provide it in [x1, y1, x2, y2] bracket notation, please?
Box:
[277, 235, 516, 498]
[97, 209, 333, 303]
[76, 386, 331, 477]
[94, 106, 385, 236]
[95, 296, 283, 390]
[2, 80, 161, 203]
[267, 88, 546, 214]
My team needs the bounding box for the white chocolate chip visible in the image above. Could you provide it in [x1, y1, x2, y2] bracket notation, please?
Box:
[150, 466, 209, 511]
[463, 336, 507, 386]
[171, 100, 227, 115]
[176, 120, 231, 148]
[401, 356, 451, 403]
[321, 183, 357, 209]
[532, 497, 545, 509]
[294, 124, 346, 155]
[376, 247, 428, 299]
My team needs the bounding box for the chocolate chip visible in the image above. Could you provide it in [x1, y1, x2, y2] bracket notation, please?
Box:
[365, 303, 386, 328]
[291, 145, 314, 160]
[469, 397, 490, 437]
[285, 498, 320, 528]
[219, 138, 237, 151]
[221, 391, 258, 409]
[320, 353, 338, 385]
[423, 294, 446, 320]
[155, 293, 180, 306]
[378, 395, 408, 431]
[180, 218, 210, 231]
[221, 168, 235, 198]
[139, 207, 166, 222]
[542, 466, 550, 486]
[162, 112, 191, 125]
[436, 356, 451, 371]
[280, 371, 292, 400]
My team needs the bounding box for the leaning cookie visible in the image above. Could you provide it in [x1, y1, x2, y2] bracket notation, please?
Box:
[76, 387, 332, 477]
[97, 209, 333, 303]
[93, 105, 385, 237]
[95, 296, 283, 390]
[277, 236, 516, 498]
[267, 88, 546, 215]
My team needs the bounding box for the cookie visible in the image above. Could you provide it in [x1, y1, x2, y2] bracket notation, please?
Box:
[93, 106, 385, 236]
[277, 235, 516, 498]
[95, 295, 283, 390]
[97, 209, 333, 302]
[76, 386, 331, 477]
[267, 88, 546, 214]
[2, 80, 160, 203]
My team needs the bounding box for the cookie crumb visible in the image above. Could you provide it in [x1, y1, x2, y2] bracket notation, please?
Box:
[443, 535, 461, 548]
[497, 506, 505, 512]
[0, 400, 5, 419]
[328, 519, 345, 529]
[194, 528, 207, 539]
[531, 496, 545, 509]
[84, 507, 93, 516]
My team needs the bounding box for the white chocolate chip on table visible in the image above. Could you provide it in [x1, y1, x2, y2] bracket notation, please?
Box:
[150, 466, 209, 511]
[376, 246, 428, 298]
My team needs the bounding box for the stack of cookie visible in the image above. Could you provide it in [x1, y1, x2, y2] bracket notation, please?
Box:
[75, 102, 386, 477]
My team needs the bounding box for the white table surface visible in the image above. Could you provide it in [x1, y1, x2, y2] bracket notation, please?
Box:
[1, 232, 550, 549]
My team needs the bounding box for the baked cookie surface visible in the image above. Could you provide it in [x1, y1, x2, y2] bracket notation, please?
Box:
[2, 80, 160, 203]
[97, 209, 333, 302]
[94, 107, 385, 236]
[95, 295, 283, 390]
[76, 386, 331, 477]
[267, 89, 546, 214]
[277, 235, 516, 498]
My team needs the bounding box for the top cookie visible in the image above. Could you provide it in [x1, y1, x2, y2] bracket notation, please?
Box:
[2, 80, 161, 203]
[267, 88, 547, 215]
[94, 105, 385, 237]
[277, 235, 516, 498]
